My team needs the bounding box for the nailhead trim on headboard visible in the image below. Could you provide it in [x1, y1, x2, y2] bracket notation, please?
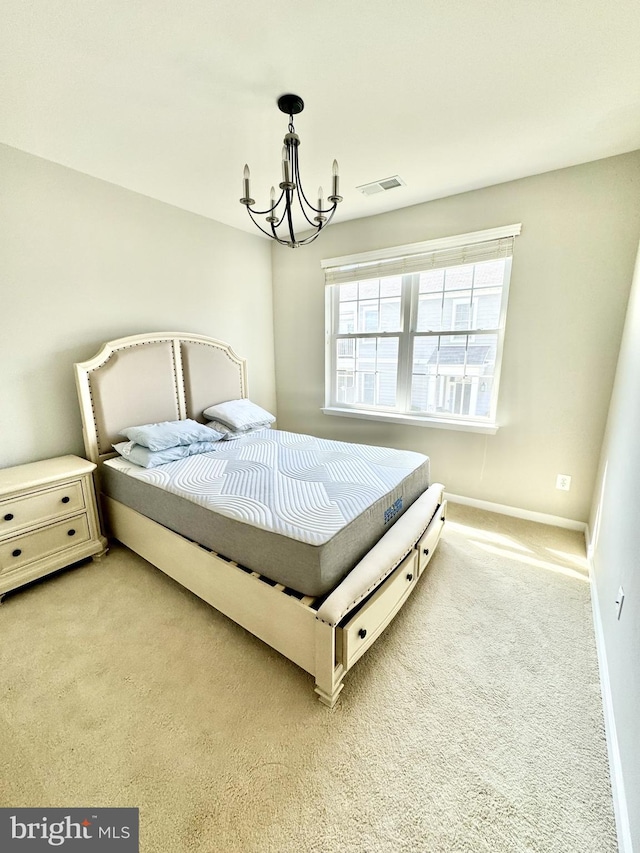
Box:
[76, 333, 249, 463]
[88, 339, 182, 456]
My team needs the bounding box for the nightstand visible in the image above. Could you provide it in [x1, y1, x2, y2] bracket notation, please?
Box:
[0, 455, 107, 598]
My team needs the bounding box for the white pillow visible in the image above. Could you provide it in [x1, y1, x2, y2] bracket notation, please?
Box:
[202, 399, 275, 431]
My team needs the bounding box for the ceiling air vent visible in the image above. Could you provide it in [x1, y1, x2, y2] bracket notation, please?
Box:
[357, 175, 406, 196]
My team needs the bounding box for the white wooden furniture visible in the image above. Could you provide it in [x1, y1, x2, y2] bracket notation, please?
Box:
[75, 332, 446, 706]
[0, 455, 108, 598]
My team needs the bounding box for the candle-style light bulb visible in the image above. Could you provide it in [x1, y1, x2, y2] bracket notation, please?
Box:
[243, 164, 251, 199]
[270, 186, 276, 210]
[317, 186, 324, 212]
[331, 159, 339, 198]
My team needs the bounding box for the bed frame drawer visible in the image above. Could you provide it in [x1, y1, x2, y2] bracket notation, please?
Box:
[417, 500, 447, 575]
[339, 552, 418, 671]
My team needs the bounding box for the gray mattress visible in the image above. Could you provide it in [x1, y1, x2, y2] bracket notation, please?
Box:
[102, 429, 430, 596]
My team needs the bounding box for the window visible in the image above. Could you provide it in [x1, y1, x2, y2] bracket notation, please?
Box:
[323, 225, 520, 432]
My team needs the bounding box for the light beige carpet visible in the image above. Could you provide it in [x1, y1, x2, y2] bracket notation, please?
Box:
[0, 503, 617, 852]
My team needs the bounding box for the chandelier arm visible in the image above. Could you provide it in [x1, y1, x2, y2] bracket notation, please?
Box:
[296, 228, 327, 246]
[296, 202, 339, 245]
[294, 162, 323, 215]
[291, 155, 325, 228]
[246, 185, 285, 217]
[294, 160, 321, 225]
[273, 186, 286, 210]
[322, 202, 339, 226]
[246, 208, 290, 245]
[248, 193, 284, 217]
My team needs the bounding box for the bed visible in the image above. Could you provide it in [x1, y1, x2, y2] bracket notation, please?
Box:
[75, 332, 446, 706]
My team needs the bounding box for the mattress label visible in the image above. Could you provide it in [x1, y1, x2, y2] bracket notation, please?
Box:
[384, 496, 403, 524]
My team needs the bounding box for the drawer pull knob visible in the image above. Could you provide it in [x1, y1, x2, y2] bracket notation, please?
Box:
[406, 573, 413, 582]
[67, 529, 76, 537]
[3, 513, 14, 521]
[358, 628, 367, 640]
[12, 549, 22, 558]
[441, 515, 446, 522]
[61, 496, 70, 504]
[423, 548, 430, 557]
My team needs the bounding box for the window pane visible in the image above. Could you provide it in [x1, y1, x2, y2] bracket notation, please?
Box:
[335, 336, 398, 407]
[410, 333, 497, 418]
[339, 282, 358, 302]
[416, 292, 442, 332]
[356, 337, 376, 366]
[419, 269, 445, 293]
[336, 370, 355, 404]
[472, 288, 501, 329]
[358, 280, 379, 300]
[444, 264, 473, 291]
[474, 259, 505, 288]
[471, 260, 505, 330]
[417, 263, 506, 334]
[450, 293, 473, 335]
[380, 297, 401, 331]
[380, 276, 402, 298]
[338, 301, 356, 334]
[358, 300, 379, 332]
[337, 280, 402, 334]
[336, 338, 355, 373]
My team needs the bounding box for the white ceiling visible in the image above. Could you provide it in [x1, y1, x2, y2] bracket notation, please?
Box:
[2, 0, 640, 238]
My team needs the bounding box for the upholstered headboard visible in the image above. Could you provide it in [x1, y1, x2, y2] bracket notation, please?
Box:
[75, 332, 247, 464]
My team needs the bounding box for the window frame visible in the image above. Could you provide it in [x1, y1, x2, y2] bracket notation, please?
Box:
[323, 226, 519, 433]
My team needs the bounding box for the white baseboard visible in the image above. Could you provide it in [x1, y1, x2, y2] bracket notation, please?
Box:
[444, 492, 587, 532]
[588, 558, 633, 853]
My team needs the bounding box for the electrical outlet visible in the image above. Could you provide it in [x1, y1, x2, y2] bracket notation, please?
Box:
[616, 587, 625, 620]
[556, 474, 572, 491]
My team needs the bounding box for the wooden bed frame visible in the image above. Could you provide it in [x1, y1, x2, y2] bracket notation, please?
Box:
[75, 332, 446, 706]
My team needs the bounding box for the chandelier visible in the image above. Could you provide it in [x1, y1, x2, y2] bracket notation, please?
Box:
[240, 94, 342, 248]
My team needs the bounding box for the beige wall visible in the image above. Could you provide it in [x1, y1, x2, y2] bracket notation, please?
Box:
[272, 151, 640, 521]
[589, 241, 640, 851]
[0, 143, 275, 469]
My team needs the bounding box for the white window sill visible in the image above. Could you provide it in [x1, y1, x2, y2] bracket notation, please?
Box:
[322, 407, 499, 434]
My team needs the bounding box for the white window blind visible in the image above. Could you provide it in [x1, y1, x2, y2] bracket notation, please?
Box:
[323, 236, 515, 286]
[321, 223, 522, 285]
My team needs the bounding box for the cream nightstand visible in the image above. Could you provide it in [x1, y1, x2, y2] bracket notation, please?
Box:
[0, 455, 107, 598]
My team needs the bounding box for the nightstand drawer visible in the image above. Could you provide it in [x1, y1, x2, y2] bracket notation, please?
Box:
[0, 513, 90, 573]
[0, 480, 85, 537]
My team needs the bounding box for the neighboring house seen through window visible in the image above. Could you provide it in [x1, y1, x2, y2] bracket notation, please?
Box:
[323, 225, 521, 432]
